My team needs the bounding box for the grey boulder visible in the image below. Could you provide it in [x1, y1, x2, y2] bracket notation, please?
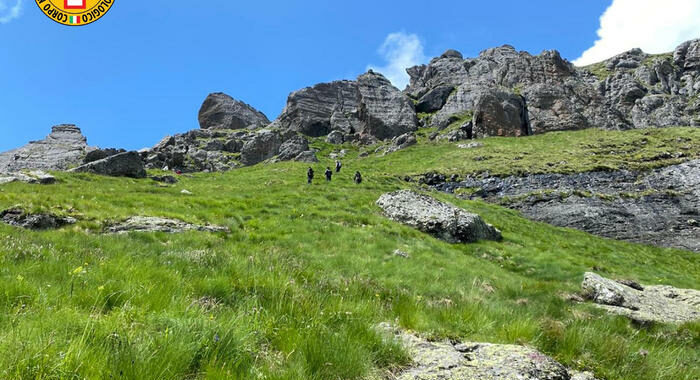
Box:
[376, 190, 502, 243]
[198, 92, 270, 130]
[70, 151, 147, 178]
[276, 135, 309, 161]
[581, 272, 700, 324]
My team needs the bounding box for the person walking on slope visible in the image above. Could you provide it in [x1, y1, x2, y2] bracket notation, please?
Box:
[307, 167, 314, 184]
[325, 167, 333, 182]
[335, 160, 342, 173]
[354, 171, 362, 184]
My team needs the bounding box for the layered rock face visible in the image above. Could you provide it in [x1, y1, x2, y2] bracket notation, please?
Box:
[427, 159, 700, 252]
[198, 92, 270, 130]
[144, 94, 314, 171]
[272, 70, 418, 140]
[406, 39, 700, 136]
[0, 125, 95, 172]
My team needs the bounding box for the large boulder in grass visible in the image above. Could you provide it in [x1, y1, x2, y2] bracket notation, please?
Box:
[70, 151, 146, 178]
[198, 92, 270, 130]
[581, 272, 700, 324]
[376, 190, 502, 243]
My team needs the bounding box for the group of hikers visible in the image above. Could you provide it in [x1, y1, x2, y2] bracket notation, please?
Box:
[307, 160, 362, 184]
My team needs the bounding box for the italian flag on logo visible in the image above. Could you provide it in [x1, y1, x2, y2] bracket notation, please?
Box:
[69, 15, 81, 24]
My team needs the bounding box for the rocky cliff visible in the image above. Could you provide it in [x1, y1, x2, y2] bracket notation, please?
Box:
[406, 39, 700, 136]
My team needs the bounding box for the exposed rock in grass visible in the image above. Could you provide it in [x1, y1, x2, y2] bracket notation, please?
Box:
[429, 159, 700, 252]
[1, 208, 76, 230]
[150, 175, 178, 184]
[582, 272, 700, 324]
[106, 216, 228, 234]
[376, 190, 502, 243]
[378, 323, 597, 380]
[0, 125, 95, 172]
[0, 170, 55, 185]
[70, 151, 146, 178]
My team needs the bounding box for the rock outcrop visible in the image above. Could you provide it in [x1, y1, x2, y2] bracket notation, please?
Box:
[379, 324, 598, 380]
[428, 159, 700, 252]
[581, 272, 700, 324]
[1, 208, 76, 230]
[198, 93, 270, 130]
[406, 39, 700, 136]
[376, 190, 502, 243]
[106, 216, 229, 234]
[273, 70, 418, 141]
[0, 170, 55, 185]
[0, 125, 95, 172]
[144, 94, 312, 171]
[70, 151, 147, 178]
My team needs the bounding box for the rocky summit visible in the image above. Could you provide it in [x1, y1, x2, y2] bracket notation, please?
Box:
[271, 70, 418, 140]
[0, 125, 95, 172]
[198, 92, 271, 130]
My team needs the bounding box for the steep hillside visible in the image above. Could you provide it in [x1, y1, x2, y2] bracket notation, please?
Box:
[0, 127, 698, 380]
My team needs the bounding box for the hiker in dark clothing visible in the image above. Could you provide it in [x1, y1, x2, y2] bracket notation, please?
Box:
[354, 171, 362, 184]
[325, 167, 333, 182]
[307, 167, 314, 184]
[335, 160, 342, 173]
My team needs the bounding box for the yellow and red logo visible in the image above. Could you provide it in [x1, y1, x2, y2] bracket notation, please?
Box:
[36, 0, 114, 26]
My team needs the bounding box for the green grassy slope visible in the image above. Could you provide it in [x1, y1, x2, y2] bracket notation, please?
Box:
[0, 127, 698, 380]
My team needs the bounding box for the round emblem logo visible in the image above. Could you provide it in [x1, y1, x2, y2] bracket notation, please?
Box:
[36, 0, 114, 26]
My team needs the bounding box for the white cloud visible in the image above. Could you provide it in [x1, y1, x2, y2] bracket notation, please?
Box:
[573, 0, 700, 66]
[0, 0, 22, 24]
[368, 32, 426, 89]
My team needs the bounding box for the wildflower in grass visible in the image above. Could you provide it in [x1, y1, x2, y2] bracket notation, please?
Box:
[16, 274, 24, 282]
[98, 285, 105, 292]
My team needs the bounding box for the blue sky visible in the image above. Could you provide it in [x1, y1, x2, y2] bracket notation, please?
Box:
[1, 0, 698, 151]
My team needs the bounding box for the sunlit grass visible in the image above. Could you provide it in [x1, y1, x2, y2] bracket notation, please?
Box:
[0, 127, 698, 379]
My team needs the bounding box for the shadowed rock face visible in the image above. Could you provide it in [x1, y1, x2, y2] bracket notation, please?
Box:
[376, 190, 502, 243]
[198, 93, 270, 130]
[273, 71, 418, 140]
[427, 159, 700, 252]
[582, 273, 700, 324]
[0, 125, 95, 172]
[1, 208, 76, 230]
[70, 151, 147, 178]
[406, 39, 700, 136]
